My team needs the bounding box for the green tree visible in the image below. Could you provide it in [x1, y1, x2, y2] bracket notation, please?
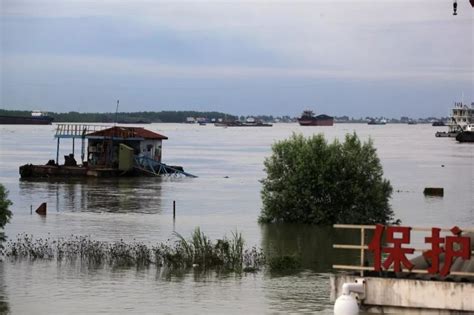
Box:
[259, 133, 395, 225]
[0, 184, 13, 246]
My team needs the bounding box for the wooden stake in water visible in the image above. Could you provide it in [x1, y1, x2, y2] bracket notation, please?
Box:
[173, 200, 176, 219]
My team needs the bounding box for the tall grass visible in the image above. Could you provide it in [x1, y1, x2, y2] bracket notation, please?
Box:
[173, 228, 248, 270]
[3, 229, 265, 272]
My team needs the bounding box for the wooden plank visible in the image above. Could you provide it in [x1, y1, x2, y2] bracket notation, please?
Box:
[333, 244, 368, 249]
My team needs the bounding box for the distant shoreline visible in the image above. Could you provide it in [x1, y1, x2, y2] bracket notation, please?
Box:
[0, 109, 447, 124]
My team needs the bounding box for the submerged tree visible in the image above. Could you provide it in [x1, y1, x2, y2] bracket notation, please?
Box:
[0, 184, 13, 247]
[259, 133, 395, 225]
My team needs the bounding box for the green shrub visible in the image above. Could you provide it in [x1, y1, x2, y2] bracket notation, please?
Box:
[259, 133, 395, 225]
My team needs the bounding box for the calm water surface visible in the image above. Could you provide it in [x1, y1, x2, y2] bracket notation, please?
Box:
[0, 123, 472, 314]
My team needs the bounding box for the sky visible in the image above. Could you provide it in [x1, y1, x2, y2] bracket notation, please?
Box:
[1, 0, 473, 117]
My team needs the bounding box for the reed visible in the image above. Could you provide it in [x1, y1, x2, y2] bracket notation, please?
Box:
[3, 229, 265, 272]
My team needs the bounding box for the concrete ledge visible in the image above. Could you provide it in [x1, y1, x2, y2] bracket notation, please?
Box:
[330, 274, 473, 313]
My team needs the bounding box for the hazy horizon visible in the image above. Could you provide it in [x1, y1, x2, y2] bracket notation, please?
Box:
[1, 0, 473, 117]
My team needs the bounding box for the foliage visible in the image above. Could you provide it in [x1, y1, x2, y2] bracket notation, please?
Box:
[4, 229, 265, 272]
[259, 133, 395, 225]
[0, 184, 13, 247]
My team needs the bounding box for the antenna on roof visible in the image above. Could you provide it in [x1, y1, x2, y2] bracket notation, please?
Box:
[114, 99, 119, 126]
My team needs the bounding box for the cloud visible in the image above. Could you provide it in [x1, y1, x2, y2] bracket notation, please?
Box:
[1, 0, 473, 114]
[2, 53, 470, 83]
[2, 0, 471, 79]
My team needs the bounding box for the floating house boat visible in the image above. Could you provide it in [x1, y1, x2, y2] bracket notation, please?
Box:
[19, 124, 196, 178]
[298, 110, 334, 126]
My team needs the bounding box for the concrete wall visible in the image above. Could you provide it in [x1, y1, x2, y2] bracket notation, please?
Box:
[330, 274, 474, 314]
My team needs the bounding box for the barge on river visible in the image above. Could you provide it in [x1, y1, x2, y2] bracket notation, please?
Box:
[0, 110, 53, 125]
[297, 110, 334, 126]
[19, 124, 196, 178]
[214, 117, 272, 127]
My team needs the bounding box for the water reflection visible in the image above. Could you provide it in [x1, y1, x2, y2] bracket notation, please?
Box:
[18, 177, 164, 214]
[260, 224, 361, 272]
[263, 271, 333, 314]
[0, 263, 10, 315]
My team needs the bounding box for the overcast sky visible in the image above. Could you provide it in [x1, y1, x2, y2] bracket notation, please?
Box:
[1, 0, 473, 117]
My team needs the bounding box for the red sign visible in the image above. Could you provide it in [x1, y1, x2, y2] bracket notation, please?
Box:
[368, 225, 471, 276]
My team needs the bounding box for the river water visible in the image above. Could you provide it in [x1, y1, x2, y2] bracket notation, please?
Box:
[0, 123, 472, 314]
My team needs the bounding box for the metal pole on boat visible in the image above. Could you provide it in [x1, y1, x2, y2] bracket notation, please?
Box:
[114, 99, 119, 126]
[72, 138, 75, 157]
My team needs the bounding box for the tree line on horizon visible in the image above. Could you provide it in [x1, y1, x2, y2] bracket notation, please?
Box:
[0, 109, 447, 124]
[0, 109, 237, 123]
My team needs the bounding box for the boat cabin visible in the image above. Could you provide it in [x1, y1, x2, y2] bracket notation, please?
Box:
[85, 126, 168, 168]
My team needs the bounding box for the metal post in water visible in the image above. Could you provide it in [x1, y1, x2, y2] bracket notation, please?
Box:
[30, 205, 32, 215]
[72, 138, 75, 157]
[56, 138, 60, 165]
[360, 227, 365, 277]
[173, 200, 176, 219]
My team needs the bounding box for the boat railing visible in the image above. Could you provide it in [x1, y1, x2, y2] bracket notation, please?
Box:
[332, 224, 474, 278]
[134, 155, 197, 178]
[54, 124, 110, 138]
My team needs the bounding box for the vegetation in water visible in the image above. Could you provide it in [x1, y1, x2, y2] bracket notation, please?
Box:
[0, 184, 13, 250]
[3, 229, 265, 272]
[268, 255, 301, 272]
[259, 133, 396, 225]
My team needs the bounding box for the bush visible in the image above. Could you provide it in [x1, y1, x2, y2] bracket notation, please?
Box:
[259, 133, 395, 225]
[0, 184, 13, 247]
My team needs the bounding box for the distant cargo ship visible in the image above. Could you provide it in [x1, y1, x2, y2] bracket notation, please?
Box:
[297, 110, 334, 126]
[0, 111, 54, 125]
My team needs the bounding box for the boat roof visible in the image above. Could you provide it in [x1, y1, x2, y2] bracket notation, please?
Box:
[86, 126, 168, 140]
